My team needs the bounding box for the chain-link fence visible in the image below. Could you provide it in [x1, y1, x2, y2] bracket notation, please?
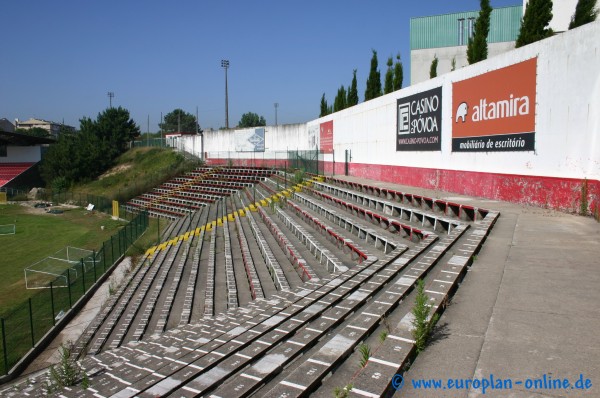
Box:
[0, 187, 29, 201]
[0, 210, 149, 375]
[206, 150, 324, 175]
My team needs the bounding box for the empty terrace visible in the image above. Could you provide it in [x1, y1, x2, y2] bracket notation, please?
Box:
[10, 167, 596, 398]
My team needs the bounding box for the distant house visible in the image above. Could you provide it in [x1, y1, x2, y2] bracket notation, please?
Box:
[0, 118, 15, 133]
[0, 130, 54, 188]
[15, 118, 75, 137]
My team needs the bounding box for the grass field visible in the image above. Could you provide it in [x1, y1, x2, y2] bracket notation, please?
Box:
[0, 203, 127, 315]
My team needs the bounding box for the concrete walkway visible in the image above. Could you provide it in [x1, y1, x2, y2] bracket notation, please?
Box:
[333, 175, 600, 398]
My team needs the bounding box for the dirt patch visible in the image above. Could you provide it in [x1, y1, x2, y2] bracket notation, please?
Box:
[99, 163, 132, 180]
[17, 201, 78, 216]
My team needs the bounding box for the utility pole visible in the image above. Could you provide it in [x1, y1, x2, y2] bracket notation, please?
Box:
[107, 92, 114, 108]
[274, 102, 279, 126]
[147, 115, 150, 146]
[221, 59, 230, 129]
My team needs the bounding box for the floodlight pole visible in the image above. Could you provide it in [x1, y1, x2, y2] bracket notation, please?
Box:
[107, 92, 114, 108]
[221, 59, 230, 129]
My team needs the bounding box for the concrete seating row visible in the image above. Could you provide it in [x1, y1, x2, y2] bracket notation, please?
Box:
[84, 241, 175, 355]
[123, 240, 185, 345]
[243, 189, 320, 283]
[153, 237, 192, 334]
[347, 212, 499, 397]
[222, 203, 239, 310]
[287, 196, 395, 257]
[303, 185, 441, 239]
[242, 197, 292, 292]
[159, 181, 239, 196]
[71, 255, 150, 358]
[310, 181, 461, 233]
[234, 213, 266, 300]
[259, 226, 468, 397]
[321, 175, 490, 222]
[275, 205, 348, 274]
[203, 214, 218, 317]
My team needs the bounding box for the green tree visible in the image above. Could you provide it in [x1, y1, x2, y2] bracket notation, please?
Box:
[15, 127, 50, 137]
[93, 107, 140, 157]
[333, 85, 347, 112]
[320, 93, 331, 117]
[384, 56, 394, 94]
[393, 53, 403, 90]
[41, 107, 139, 186]
[159, 109, 199, 133]
[347, 70, 359, 106]
[467, 0, 492, 64]
[569, 0, 597, 29]
[364, 50, 382, 101]
[516, 0, 554, 47]
[238, 112, 266, 128]
[429, 55, 438, 78]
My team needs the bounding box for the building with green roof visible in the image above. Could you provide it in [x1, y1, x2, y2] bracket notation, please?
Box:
[410, 5, 522, 84]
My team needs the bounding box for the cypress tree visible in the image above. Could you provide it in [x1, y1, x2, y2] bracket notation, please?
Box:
[393, 53, 403, 90]
[319, 93, 330, 117]
[569, 0, 597, 29]
[384, 56, 394, 94]
[467, 0, 492, 64]
[347, 69, 359, 106]
[364, 50, 382, 101]
[333, 85, 347, 112]
[516, 0, 554, 47]
[429, 55, 438, 78]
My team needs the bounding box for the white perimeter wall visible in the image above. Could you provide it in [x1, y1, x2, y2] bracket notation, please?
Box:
[186, 21, 600, 182]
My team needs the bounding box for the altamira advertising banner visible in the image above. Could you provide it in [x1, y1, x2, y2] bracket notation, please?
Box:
[396, 86, 442, 151]
[452, 58, 537, 152]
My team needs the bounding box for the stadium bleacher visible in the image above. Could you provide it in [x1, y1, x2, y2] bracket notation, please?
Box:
[10, 166, 499, 397]
[0, 162, 35, 187]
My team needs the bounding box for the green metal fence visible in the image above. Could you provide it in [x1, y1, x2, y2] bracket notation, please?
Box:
[132, 138, 168, 148]
[207, 149, 324, 175]
[0, 210, 149, 375]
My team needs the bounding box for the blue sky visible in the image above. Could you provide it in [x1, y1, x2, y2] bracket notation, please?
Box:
[1, 1, 519, 131]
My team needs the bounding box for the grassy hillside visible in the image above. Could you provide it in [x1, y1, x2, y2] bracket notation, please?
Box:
[74, 147, 201, 202]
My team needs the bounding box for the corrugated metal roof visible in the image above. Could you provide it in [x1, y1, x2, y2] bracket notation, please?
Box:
[410, 5, 522, 50]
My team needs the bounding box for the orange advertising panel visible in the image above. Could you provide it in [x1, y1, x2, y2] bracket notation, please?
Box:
[320, 120, 333, 153]
[452, 58, 537, 152]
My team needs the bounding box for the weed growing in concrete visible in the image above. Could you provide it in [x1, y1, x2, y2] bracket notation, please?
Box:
[379, 329, 388, 342]
[358, 343, 371, 368]
[580, 178, 589, 216]
[333, 383, 353, 398]
[293, 170, 305, 185]
[412, 279, 440, 353]
[45, 344, 89, 393]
